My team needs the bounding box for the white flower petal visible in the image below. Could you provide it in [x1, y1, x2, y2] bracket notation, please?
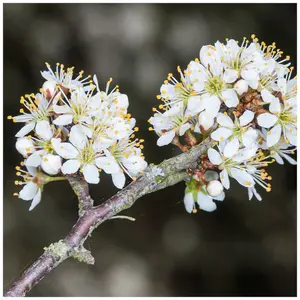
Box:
[224, 137, 239, 158]
[239, 110, 254, 127]
[26, 150, 44, 167]
[19, 182, 38, 201]
[29, 188, 42, 211]
[211, 127, 232, 141]
[242, 128, 258, 148]
[53, 104, 72, 114]
[82, 164, 100, 184]
[286, 125, 297, 146]
[223, 69, 238, 83]
[35, 120, 52, 140]
[112, 171, 126, 189]
[280, 153, 297, 165]
[261, 88, 276, 103]
[55, 142, 79, 159]
[187, 95, 206, 114]
[221, 89, 239, 108]
[197, 192, 216, 212]
[230, 168, 254, 188]
[61, 159, 81, 174]
[220, 169, 230, 189]
[267, 124, 282, 147]
[205, 95, 221, 117]
[269, 97, 281, 114]
[157, 130, 175, 146]
[214, 191, 225, 201]
[70, 125, 88, 150]
[234, 79, 248, 96]
[207, 148, 223, 165]
[216, 113, 234, 128]
[273, 153, 284, 165]
[15, 122, 35, 138]
[184, 192, 194, 214]
[257, 113, 278, 128]
[179, 123, 191, 136]
[53, 114, 73, 126]
[198, 111, 215, 131]
[95, 157, 119, 174]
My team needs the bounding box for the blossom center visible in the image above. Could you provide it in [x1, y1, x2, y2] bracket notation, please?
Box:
[205, 76, 225, 95]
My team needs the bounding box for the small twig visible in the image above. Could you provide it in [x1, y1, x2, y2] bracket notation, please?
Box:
[110, 215, 136, 221]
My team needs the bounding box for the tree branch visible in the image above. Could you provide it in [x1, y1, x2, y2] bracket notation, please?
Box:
[4, 138, 214, 297]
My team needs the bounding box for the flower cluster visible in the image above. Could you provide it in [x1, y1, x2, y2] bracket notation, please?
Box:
[9, 63, 147, 210]
[149, 35, 297, 213]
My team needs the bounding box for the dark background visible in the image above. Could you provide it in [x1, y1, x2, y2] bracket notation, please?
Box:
[3, 3, 297, 297]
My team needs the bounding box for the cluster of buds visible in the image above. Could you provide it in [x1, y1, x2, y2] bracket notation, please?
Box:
[9, 63, 147, 210]
[149, 35, 297, 213]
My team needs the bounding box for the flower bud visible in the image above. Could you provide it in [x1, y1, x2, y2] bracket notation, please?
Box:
[41, 154, 62, 175]
[16, 137, 35, 157]
[234, 79, 248, 96]
[42, 80, 57, 100]
[206, 180, 224, 197]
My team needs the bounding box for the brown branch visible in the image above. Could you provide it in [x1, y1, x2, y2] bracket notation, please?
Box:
[4, 138, 214, 297]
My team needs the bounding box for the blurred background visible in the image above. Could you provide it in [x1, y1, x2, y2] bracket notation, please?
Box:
[3, 3, 297, 297]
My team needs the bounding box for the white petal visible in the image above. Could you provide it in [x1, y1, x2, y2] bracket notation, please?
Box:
[19, 182, 38, 201]
[234, 79, 248, 96]
[35, 120, 52, 140]
[82, 164, 100, 184]
[216, 113, 234, 128]
[220, 169, 230, 189]
[95, 157, 119, 174]
[15, 122, 35, 138]
[179, 123, 191, 136]
[55, 142, 79, 159]
[70, 125, 88, 150]
[242, 128, 258, 148]
[207, 148, 223, 165]
[112, 171, 126, 189]
[224, 137, 239, 158]
[214, 191, 225, 201]
[157, 130, 175, 146]
[241, 69, 259, 81]
[285, 125, 297, 146]
[267, 124, 282, 147]
[53, 104, 72, 114]
[197, 192, 216, 212]
[29, 188, 42, 211]
[230, 168, 254, 188]
[61, 159, 81, 174]
[26, 150, 44, 167]
[205, 95, 221, 117]
[223, 69, 238, 83]
[187, 95, 206, 114]
[211, 127, 232, 142]
[257, 113, 278, 128]
[198, 111, 215, 130]
[53, 114, 73, 126]
[280, 153, 297, 165]
[273, 153, 284, 165]
[261, 88, 275, 103]
[269, 97, 281, 114]
[221, 89, 239, 108]
[239, 110, 254, 127]
[184, 192, 194, 214]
